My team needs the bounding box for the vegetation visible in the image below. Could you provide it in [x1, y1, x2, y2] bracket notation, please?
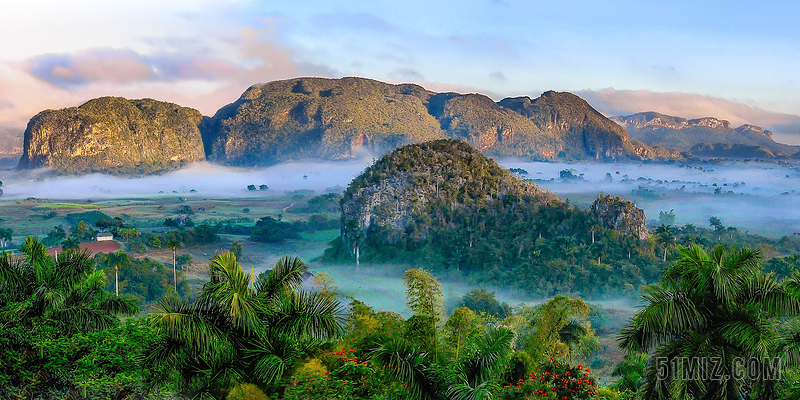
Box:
[619, 245, 800, 399]
[204, 77, 664, 167]
[0, 238, 142, 398]
[326, 140, 661, 298]
[145, 253, 344, 398]
[18, 97, 205, 175]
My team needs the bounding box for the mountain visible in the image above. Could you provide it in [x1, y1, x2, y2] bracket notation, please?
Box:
[325, 139, 655, 297]
[612, 111, 800, 158]
[18, 97, 206, 174]
[202, 77, 676, 165]
[0, 127, 23, 158]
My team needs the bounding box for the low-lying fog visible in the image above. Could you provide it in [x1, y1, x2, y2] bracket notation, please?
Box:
[500, 159, 800, 237]
[0, 160, 371, 200]
[2, 158, 800, 237]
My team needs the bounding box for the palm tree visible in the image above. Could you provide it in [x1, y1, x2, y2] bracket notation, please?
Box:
[145, 254, 343, 399]
[106, 250, 132, 297]
[653, 224, 677, 261]
[612, 352, 647, 393]
[618, 244, 800, 399]
[0, 237, 137, 334]
[167, 240, 180, 291]
[370, 325, 514, 400]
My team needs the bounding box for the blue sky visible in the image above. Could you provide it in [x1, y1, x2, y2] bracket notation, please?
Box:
[2, 0, 799, 142]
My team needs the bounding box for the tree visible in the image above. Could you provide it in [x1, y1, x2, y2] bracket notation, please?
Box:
[61, 237, 80, 251]
[106, 250, 132, 297]
[404, 268, 445, 323]
[145, 254, 343, 398]
[148, 235, 162, 249]
[709, 216, 725, 240]
[167, 240, 181, 291]
[524, 295, 593, 364]
[653, 224, 677, 261]
[0, 228, 12, 249]
[612, 352, 647, 393]
[618, 244, 800, 399]
[459, 288, 510, 318]
[0, 237, 137, 333]
[658, 209, 676, 225]
[117, 227, 141, 243]
[231, 240, 243, 259]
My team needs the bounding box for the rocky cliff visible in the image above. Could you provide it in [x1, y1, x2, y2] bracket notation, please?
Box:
[341, 139, 556, 241]
[612, 112, 798, 158]
[590, 194, 648, 240]
[203, 77, 674, 165]
[17, 97, 205, 174]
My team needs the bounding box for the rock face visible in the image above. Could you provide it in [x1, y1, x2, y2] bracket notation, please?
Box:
[612, 112, 797, 158]
[341, 139, 556, 242]
[202, 77, 445, 166]
[18, 97, 205, 174]
[203, 77, 673, 166]
[590, 194, 648, 240]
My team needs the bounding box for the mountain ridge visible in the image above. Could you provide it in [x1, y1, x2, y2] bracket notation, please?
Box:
[612, 111, 799, 158]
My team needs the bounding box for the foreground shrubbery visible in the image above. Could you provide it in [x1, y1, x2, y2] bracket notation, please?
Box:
[3, 237, 800, 399]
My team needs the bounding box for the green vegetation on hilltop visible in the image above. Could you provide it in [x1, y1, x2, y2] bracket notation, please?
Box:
[18, 97, 205, 174]
[204, 77, 444, 165]
[326, 139, 661, 297]
[203, 77, 669, 166]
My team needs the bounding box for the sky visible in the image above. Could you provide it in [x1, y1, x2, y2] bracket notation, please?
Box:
[2, 0, 800, 144]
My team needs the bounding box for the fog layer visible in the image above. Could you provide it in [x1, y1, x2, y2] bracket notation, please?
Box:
[2, 158, 800, 237]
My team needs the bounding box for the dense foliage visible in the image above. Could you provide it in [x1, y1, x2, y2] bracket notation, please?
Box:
[619, 245, 800, 399]
[18, 97, 205, 175]
[327, 140, 662, 298]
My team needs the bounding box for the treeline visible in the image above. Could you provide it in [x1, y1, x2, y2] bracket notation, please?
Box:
[327, 195, 664, 298]
[215, 214, 339, 243]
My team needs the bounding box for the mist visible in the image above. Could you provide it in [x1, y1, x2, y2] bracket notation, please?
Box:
[499, 159, 800, 237]
[2, 157, 800, 237]
[0, 159, 372, 200]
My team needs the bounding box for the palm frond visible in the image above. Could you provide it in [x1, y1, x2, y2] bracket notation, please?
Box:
[254, 256, 308, 300]
[54, 248, 95, 289]
[775, 320, 800, 366]
[370, 337, 437, 400]
[0, 251, 28, 300]
[446, 379, 499, 400]
[268, 290, 345, 341]
[149, 295, 233, 358]
[618, 283, 703, 352]
[460, 326, 514, 384]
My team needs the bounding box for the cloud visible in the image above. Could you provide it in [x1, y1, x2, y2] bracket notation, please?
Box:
[489, 71, 506, 82]
[27, 48, 247, 87]
[0, 26, 338, 127]
[391, 68, 424, 81]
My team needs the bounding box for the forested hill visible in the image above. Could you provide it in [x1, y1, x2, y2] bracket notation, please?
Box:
[324, 139, 662, 297]
[17, 97, 205, 174]
[201, 77, 678, 165]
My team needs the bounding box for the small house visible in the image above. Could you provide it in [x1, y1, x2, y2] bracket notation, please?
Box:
[95, 232, 114, 242]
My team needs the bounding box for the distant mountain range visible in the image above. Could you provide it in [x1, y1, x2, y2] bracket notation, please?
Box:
[611, 112, 800, 159]
[10, 77, 799, 175]
[15, 77, 676, 174]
